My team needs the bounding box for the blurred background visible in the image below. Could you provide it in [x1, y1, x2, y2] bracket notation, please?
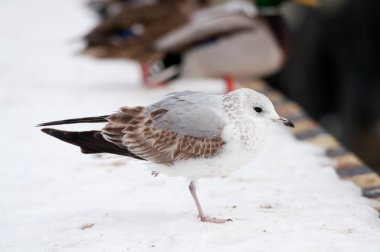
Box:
[268, 0, 380, 173]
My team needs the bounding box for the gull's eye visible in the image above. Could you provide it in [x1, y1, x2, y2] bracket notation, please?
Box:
[254, 107, 263, 113]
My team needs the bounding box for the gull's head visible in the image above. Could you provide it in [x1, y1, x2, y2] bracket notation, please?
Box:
[228, 88, 294, 128]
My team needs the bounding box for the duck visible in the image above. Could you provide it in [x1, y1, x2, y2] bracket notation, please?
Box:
[147, 0, 318, 92]
[83, 0, 193, 61]
[82, 0, 229, 60]
[82, 0, 226, 82]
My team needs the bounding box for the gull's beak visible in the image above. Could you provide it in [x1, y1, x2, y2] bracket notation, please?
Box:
[274, 117, 295, 128]
[293, 0, 319, 7]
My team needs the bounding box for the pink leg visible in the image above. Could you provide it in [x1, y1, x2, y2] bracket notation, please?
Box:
[140, 62, 150, 86]
[189, 182, 232, 224]
[224, 75, 235, 93]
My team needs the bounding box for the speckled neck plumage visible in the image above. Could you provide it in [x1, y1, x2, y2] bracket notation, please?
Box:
[222, 92, 266, 151]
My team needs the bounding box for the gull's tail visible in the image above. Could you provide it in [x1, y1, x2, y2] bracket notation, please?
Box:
[37, 116, 144, 159]
[37, 116, 108, 127]
[40, 128, 144, 160]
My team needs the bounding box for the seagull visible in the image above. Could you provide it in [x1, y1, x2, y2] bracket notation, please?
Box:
[38, 88, 294, 223]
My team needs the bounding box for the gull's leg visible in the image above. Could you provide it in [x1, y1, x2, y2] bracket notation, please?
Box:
[188, 182, 232, 224]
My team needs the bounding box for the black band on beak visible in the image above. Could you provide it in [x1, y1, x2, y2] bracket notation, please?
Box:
[283, 120, 295, 128]
[277, 117, 295, 128]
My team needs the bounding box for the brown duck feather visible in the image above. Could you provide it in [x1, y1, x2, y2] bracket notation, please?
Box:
[84, 1, 192, 61]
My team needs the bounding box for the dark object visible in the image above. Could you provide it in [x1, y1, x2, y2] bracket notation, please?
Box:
[268, 0, 380, 172]
[37, 116, 108, 126]
[41, 128, 144, 159]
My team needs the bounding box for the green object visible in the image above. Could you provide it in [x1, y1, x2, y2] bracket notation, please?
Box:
[255, 0, 286, 8]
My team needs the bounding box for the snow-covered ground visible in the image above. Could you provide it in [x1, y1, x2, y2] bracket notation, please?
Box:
[1, 0, 380, 251]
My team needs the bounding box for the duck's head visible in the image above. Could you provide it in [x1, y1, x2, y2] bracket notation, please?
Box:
[255, 0, 318, 10]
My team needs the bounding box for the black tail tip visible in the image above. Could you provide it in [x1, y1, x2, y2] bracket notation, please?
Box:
[36, 122, 55, 127]
[40, 128, 55, 135]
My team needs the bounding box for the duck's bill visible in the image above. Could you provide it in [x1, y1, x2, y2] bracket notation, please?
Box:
[293, 0, 319, 7]
[274, 117, 295, 128]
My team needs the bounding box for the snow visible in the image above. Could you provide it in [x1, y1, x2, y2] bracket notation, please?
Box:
[1, 0, 380, 251]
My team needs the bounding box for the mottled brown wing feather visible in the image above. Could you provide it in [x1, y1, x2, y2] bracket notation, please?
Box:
[102, 106, 224, 165]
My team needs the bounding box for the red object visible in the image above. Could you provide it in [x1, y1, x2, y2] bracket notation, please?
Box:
[224, 75, 235, 93]
[140, 62, 150, 85]
[140, 62, 167, 88]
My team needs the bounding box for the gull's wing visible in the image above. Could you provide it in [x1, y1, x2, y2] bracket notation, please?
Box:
[155, 2, 258, 52]
[103, 92, 226, 164]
